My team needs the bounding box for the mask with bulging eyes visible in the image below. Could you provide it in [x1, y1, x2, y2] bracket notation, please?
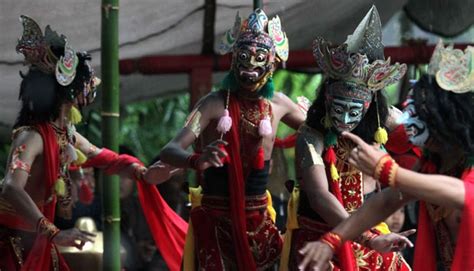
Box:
[399, 90, 430, 147]
[232, 31, 276, 91]
[325, 81, 372, 133]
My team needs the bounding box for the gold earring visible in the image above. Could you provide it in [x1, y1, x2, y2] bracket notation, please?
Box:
[321, 115, 332, 128]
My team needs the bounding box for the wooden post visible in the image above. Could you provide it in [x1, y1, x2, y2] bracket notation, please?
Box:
[189, 67, 213, 110]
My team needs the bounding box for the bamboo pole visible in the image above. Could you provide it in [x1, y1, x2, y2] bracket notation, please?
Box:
[254, 0, 262, 9]
[101, 0, 121, 270]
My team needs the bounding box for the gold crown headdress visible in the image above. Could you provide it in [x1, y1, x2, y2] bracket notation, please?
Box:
[313, 6, 407, 92]
[218, 9, 289, 62]
[16, 15, 79, 87]
[314, 6, 407, 156]
[428, 40, 474, 93]
[16, 15, 100, 112]
[313, 38, 407, 92]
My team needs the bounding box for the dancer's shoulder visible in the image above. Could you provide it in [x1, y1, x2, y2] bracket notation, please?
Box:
[10, 126, 43, 157]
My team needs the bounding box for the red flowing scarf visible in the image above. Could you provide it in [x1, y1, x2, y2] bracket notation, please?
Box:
[412, 201, 437, 271]
[82, 149, 188, 271]
[274, 133, 297, 149]
[223, 94, 257, 270]
[452, 171, 474, 270]
[414, 167, 474, 271]
[20, 123, 70, 271]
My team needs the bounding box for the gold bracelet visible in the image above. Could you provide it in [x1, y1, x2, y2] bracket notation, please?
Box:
[36, 217, 60, 241]
[133, 164, 147, 181]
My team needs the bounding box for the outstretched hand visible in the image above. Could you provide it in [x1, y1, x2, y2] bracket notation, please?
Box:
[53, 228, 96, 250]
[144, 161, 182, 184]
[297, 228, 416, 270]
[341, 132, 387, 176]
[298, 241, 333, 271]
[369, 229, 416, 253]
[196, 139, 228, 170]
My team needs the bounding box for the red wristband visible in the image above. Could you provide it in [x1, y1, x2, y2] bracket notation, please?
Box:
[374, 154, 391, 180]
[186, 153, 201, 170]
[320, 232, 343, 253]
[357, 229, 380, 248]
[374, 155, 399, 187]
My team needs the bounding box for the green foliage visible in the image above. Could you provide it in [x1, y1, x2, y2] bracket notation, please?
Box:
[272, 70, 323, 179]
[79, 93, 190, 166]
[273, 70, 322, 139]
[385, 83, 400, 105]
[77, 70, 322, 181]
[119, 94, 190, 165]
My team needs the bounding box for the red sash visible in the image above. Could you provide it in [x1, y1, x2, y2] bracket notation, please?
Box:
[451, 169, 474, 271]
[222, 95, 257, 270]
[21, 123, 70, 271]
[414, 168, 474, 271]
[83, 149, 188, 271]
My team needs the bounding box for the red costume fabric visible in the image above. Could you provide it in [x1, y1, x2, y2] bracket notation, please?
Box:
[0, 123, 70, 271]
[413, 167, 474, 271]
[386, 125, 422, 170]
[190, 195, 282, 270]
[274, 133, 297, 149]
[221, 94, 258, 270]
[452, 175, 474, 270]
[186, 93, 282, 270]
[288, 217, 342, 271]
[291, 136, 410, 271]
[82, 148, 188, 271]
[289, 217, 407, 271]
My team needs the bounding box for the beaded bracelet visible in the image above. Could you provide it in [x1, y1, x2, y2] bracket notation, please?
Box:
[36, 217, 60, 242]
[320, 232, 343, 252]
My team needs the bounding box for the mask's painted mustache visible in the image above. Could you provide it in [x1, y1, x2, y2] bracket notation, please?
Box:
[239, 70, 259, 80]
[237, 65, 265, 82]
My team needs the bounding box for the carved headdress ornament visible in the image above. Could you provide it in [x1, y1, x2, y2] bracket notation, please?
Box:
[428, 40, 474, 93]
[312, 6, 407, 92]
[218, 8, 289, 62]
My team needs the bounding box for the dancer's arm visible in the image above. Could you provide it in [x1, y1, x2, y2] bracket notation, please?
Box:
[160, 93, 228, 170]
[2, 130, 94, 248]
[393, 169, 464, 209]
[343, 132, 465, 210]
[295, 130, 349, 226]
[2, 131, 44, 226]
[145, 160, 182, 185]
[274, 92, 306, 130]
[298, 188, 414, 270]
[332, 188, 410, 242]
[300, 166, 350, 226]
[75, 132, 141, 179]
[74, 132, 101, 158]
[299, 132, 464, 270]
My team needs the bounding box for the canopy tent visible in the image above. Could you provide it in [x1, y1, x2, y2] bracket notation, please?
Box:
[1, 0, 473, 141]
